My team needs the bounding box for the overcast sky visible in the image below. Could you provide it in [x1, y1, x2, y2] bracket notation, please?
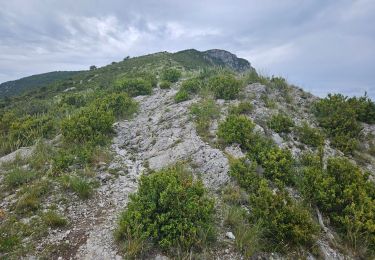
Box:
[0, 0, 374, 98]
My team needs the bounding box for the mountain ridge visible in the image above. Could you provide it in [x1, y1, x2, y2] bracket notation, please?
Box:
[0, 49, 252, 98]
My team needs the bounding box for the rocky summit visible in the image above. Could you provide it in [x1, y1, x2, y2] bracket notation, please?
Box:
[0, 49, 374, 260]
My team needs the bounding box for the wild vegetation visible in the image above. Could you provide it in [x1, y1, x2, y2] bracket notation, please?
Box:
[0, 49, 374, 259]
[313, 93, 375, 154]
[115, 165, 215, 258]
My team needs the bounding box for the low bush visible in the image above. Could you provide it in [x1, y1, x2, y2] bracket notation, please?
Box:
[348, 94, 375, 124]
[217, 115, 255, 148]
[61, 105, 115, 145]
[8, 114, 55, 150]
[267, 113, 294, 133]
[296, 122, 324, 147]
[301, 156, 375, 254]
[228, 101, 254, 115]
[115, 165, 215, 257]
[96, 93, 138, 119]
[258, 147, 295, 186]
[269, 76, 288, 90]
[190, 99, 220, 139]
[313, 94, 362, 154]
[61, 93, 87, 107]
[115, 78, 153, 96]
[161, 68, 181, 83]
[181, 78, 203, 94]
[209, 74, 242, 100]
[159, 80, 172, 89]
[249, 180, 319, 250]
[229, 158, 261, 193]
[52, 144, 99, 173]
[174, 90, 190, 103]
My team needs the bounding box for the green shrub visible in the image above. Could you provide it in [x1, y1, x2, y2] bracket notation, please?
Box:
[5, 168, 38, 189]
[174, 90, 190, 103]
[348, 94, 375, 124]
[8, 114, 55, 150]
[42, 211, 68, 228]
[229, 158, 261, 193]
[209, 74, 242, 100]
[52, 144, 98, 173]
[296, 122, 324, 147]
[159, 80, 172, 89]
[115, 78, 153, 96]
[161, 68, 182, 83]
[250, 180, 319, 250]
[314, 94, 361, 154]
[190, 99, 220, 139]
[301, 156, 375, 254]
[115, 165, 215, 256]
[269, 76, 288, 90]
[246, 134, 276, 163]
[61, 105, 114, 145]
[61, 93, 87, 107]
[181, 78, 202, 94]
[217, 115, 255, 148]
[267, 113, 294, 133]
[228, 101, 254, 115]
[96, 93, 138, 119]
[258, 147, 294, 186]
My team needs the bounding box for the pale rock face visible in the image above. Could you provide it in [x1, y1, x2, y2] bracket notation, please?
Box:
[204, 49, 253, 72]
[0, 146, 34, 165]
[225, 144, 245, 159]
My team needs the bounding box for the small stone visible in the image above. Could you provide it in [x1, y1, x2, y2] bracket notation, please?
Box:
[226, 231, 235, 240]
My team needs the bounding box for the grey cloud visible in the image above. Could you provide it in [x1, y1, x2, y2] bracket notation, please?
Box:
[0, 0, 374, 98]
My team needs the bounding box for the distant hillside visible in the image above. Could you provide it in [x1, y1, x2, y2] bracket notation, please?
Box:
[0, 49, 253, 98]
[0, 71, 81, 97]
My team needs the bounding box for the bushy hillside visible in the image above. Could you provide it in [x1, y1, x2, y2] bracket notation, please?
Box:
[0, 71, 81, 97]
[0, 49, 374, 260]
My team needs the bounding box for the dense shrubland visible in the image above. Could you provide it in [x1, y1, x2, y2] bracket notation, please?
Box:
[218, 115, 319, 254]
[314, 93, 375, 154]
[300, 153, 375, 255]
[216, 98, 375, 257]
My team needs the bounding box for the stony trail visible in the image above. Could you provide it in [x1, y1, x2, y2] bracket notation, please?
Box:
[71, 87, 230, 259]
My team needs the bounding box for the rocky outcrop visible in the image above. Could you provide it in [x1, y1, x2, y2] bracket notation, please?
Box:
[204, 49, 253, 72]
